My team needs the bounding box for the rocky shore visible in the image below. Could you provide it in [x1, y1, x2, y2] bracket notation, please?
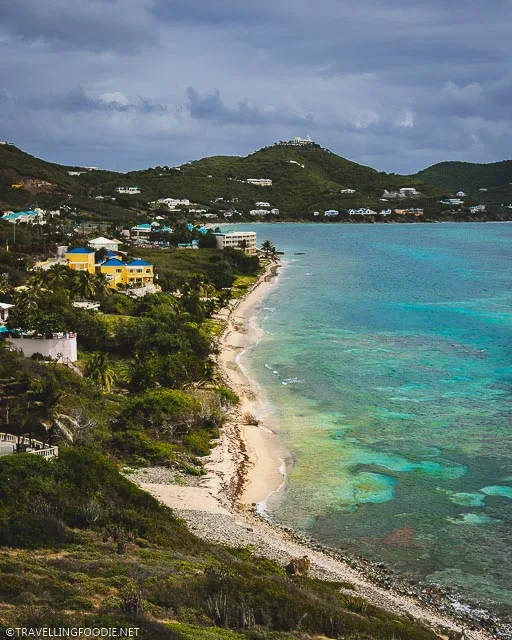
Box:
[132, 259, 509, 640]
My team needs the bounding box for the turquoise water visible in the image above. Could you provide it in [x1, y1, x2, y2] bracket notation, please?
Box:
[234, 223, 512, 615]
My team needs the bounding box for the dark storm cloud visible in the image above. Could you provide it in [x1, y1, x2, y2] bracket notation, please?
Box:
[0, 0, 510, 172]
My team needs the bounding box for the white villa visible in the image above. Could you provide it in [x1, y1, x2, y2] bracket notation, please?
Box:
[116, 186, 141, 195]
[340, 188, 356, 194]
[399, 187, 419, 197]
[157, 197, 190, 207]
[214, 231, 257, 254]
[469, 205, 486, 213]
[255, 202, 270, 207]
[456, 191, 466, 197]
[88, 237, 122, 252]
[324, 210, 339, 217]
[348, 208, 377, 215]
[270, 208, 280, 215]
[246, 178, 272, 187]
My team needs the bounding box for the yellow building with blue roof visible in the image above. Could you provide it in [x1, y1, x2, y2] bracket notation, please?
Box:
[65, 247, 96, 274]
[65, 248, 154, 289]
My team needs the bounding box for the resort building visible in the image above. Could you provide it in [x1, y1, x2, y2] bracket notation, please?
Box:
[214, 231, 257, 254]
[246, 178, 272, 187]
[65, 247, 96, 274]
[88, 237, 122, 252]
[116, 186, 141, 194]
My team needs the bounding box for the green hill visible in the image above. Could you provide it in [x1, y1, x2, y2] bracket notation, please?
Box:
[411, 160, 512, 206]
[1, 141, 511, 222]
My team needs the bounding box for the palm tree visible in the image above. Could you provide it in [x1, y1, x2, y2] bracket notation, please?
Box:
[261, 240, 274, 257]
[84, 353, 116, 392]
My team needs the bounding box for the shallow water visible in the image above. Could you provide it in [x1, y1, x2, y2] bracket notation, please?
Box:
[232, 223, 512, 615]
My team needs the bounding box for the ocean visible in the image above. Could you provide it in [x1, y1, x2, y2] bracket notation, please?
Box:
[231, 222, 512, 617]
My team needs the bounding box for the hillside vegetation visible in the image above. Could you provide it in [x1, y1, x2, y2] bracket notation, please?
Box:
[1, 141, 511, 224]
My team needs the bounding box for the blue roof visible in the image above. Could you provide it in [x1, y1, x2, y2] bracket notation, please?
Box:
[0, 326, 8, 333]
[2, 210, 38, 220]
[101, 258, 125, 267]
[132, 223, 152, 230]
[128, 259, 152, 266]
[67, 247, 95, 254]
[106, 250, 119, 257]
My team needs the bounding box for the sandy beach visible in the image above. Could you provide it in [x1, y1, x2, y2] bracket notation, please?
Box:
[133, 260, 501, 640]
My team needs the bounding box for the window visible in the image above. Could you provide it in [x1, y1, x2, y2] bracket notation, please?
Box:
[145, 268, 151, 273]
[116, 268, 122, 273]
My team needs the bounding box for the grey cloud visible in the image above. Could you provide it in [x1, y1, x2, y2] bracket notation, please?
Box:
[186, 87, 315, 126]
[25, 89, 168, 114]
[0, 0, 155, 51]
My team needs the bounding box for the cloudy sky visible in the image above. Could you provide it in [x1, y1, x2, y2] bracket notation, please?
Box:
[1, 0, 511, 173]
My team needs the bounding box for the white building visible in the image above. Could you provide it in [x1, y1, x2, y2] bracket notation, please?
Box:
[399, 187, 418, 197]
[88, 237, 122, 252]
[270, 208, 280, 215]
[0, 302, 13, 324]
[380, 209, 392, 215]
[348, 208, 377, 215]
[214, 231, 257, 254]
[68, 171, 85, 176]
[157, 197, 190, 207]
[479, 188, 488, 192]
[469, 205, 486, 213]
[255, 202, 270, 207]
[246, 178, 272, 187]
[281, 136, 313, 146]
[324, 210, 339, 217]
[456, 191, 466, 197]
[7, 334, 78, 364]
[116, 186, 141, 195]
[340, 188, 356, 194]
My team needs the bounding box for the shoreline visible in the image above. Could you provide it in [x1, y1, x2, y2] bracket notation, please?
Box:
[134, 259, 503, 640]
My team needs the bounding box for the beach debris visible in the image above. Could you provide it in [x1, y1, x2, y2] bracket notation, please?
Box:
[285, 555, 311, 576]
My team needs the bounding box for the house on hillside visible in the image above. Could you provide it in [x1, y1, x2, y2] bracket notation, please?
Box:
[340, 188, 356, 194]
[456, 191, 466, 197]
[99, 257, 154, 289]
[116, 186, 140, 195]
[88, 237, 122, 252]
[469, 205, 486, 213]
[2, 210, 46, 225]
[246, 178, 272, 186]
[399, 187, 418, 197]
[324, 210, 339, 217]
[66, 247, 96, 274]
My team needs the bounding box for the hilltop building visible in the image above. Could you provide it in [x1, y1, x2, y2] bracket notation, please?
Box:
[279, 136, 313, 146]
[399, 187, 419, 197]
[214, 231, 257, 254]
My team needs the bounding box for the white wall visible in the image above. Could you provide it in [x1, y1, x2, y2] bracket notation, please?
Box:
[7, 335, 78, 363]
